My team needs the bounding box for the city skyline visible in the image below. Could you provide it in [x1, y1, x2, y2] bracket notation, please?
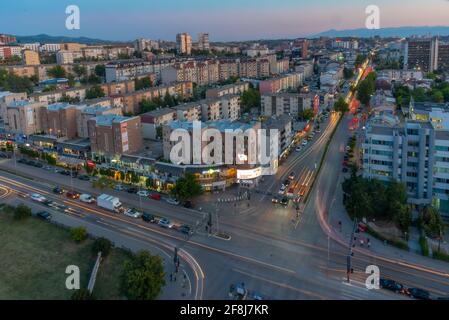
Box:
[1, 0, 449, 41]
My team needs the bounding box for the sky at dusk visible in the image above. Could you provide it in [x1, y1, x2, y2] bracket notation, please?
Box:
[1, 0, 449, 41]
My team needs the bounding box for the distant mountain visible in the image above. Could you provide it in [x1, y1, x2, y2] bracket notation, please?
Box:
[14, 34, 125, 45]
[312, 26, 449, 38]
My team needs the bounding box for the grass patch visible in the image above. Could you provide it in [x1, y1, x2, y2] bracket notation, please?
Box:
[419, 236, 429, 257]
[0, 207, 128, 299]
[365, 225, 409, 251]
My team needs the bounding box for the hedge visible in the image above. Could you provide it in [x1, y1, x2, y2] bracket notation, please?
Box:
[365, 225, 409, 251]
[419, 236, 429, 257]
[433, 250, 449, 263]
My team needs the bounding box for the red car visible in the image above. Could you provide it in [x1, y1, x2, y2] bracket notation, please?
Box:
[66, 191, 80, 199]
[149, 193, 161, 201]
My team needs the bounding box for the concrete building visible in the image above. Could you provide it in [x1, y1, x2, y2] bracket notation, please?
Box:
[197, 33, 210, 51]
[405, 37, 439, 72]
[5, 100, 47, 135]
[438, 42, 449, 71]
[42, 103, 78, 139]
[176, 33, 192, 55]
[140, 108, 177, 140]
[0, 91, 28, 124]
[135, 38, 159, 52]
[88, 115, 142, 156]
[56, 50, 83, 65]
[22, 50, 40, 65]
[39, 44, 62, 53]
[76, 105, 123, 139]
[261, 92, 313, 117]
[105, 60, 170, 83]
[259, 72, 304, 94]
[206, 82, 250, 98]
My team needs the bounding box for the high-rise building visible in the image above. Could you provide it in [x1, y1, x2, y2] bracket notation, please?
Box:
[405, 37, 439, 72]
[198, 33, 210, 51]
[0, 34, 16, 44]
[176, 33, 192, 55]
[438, 42, 449, 71]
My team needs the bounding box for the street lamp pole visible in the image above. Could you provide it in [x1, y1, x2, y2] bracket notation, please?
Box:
[347, 218, 358, 283]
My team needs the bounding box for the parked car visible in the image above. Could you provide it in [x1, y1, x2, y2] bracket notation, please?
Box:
[342, 167, 349, 173]
[302, 140, 308, 146]
[52, 186, 64, 194]
[66, 191, 80, 199]
[43, 165, 54, 171]
[33, 162, 43, 168]
[158, 218, 173, 228]
[295, 146, 302, 152]
[283, 179, 290, 187]
[379, 279, 406, 293]
[70, 171, 78, 178]
[407, 288, 431, 300]
[271, 196, 279, 204]
[36, 211, 52, 220]
[137, 190, 150, 197]
[288, 172, 295, 180]
[141, 212, 155, 223]
[18, 158, 27, 164]
[60, 170, 70, 176]
[166, 198, 180, 205]
[114, 184, 124, 191]
[77, 175, 90, 181]
[124, 208, 143, 218]
[278, 185, 287, 195]
[149, 193, 161, 201]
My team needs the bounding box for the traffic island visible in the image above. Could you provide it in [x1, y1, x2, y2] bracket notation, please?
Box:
[213, 232, 231, 241]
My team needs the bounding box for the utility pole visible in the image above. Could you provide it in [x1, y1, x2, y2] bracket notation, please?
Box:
[346, 218, 358, 283]
[207, 211, 212, 235]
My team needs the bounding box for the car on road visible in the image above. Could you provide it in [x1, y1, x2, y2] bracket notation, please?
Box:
[379, 279, 406, 293]
[302, 140, 308, 146]
[80, 194, 94, 203]
[78, 175, 90, 181]
[177, 224, 193, 235]
[158, 218, 173, 228]
[183, 200, 194, 208]
[124, 208, 143, 218]
[52, 186, 65, 194]
[66, 191, 80, 199]
[114, 184, 124, 191]
[18, 158, 27, 164]
[43, 165, 53, 171]
[288, 172, 295, 180]
[280, 197, 289, 206]
[295, 146, 302, 152]
[407, 288, 431, 300]
[283, 179, 290, 187]
[137, 190, 150, 197]
[293, 196, 302, 203]
[36, 211, 52, 220]
[287, 187, 295, 197]
[149, 193, 161, 201]
[278, 185, 287, 195]
[271, 196, 279, 204]
[342, 167, 348, 173]
[166, 198, 180, 205]
[126, 187, 138, 194]
[141, 212, 155, 223]
[59, 170, 70, 176]
[342, 161, 348, 167]
[31, 193, 47, 203]
[32, 161, 43, 168]
[315, 128, 321, 133]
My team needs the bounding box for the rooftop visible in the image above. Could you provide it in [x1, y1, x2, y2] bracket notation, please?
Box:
[47, 102, 74, 111]
[92, 114, 135, 126]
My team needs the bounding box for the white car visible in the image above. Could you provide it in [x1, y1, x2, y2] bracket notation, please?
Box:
[30, 193, 46, 203]
[302, 140, 308, 146]
[158, 218, 173, 228]
[278, 185, 287, 195]
[80, 194, 94, 203]
[166, 198, 180, 205]
[124, 209, 143, 218]
[137, 190, 150, 197]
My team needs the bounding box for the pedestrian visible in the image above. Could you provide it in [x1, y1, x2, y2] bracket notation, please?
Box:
[360, 239, 364, 246]
[170, 273, 173, 282]
[174, 275, 177, 282]
[367, 238, 371, 248]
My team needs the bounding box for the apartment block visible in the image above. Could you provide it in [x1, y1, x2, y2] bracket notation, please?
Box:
[176, 33, 192, 55]
[42, 103, 78, 139]
[88, 115, 143, 156]
[77, 105, 123, 138]
[22, 50, 40, 65]
[405, 37, 439, 72]
[206, 82, 250, 98]
[259, 72, 304, 94]
[5, 100, 47, 135]
[140, 108, 177, 140]
[197, 33, 210, 51]
[0, 91, 28, 123]
[261, 93, 313, 117]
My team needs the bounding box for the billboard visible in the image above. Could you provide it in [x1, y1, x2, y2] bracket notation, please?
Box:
[237, 167, 262, 180]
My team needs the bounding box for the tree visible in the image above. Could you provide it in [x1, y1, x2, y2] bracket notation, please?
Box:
[357, 78, 375, 106]
[14, 204, 32, 221]
[298, 108, 314, 121]
[171, 173, 203, 201]
[420, 206, 446, 239]
[92, 237, 112, 257]
[121, 250, 166, 300]
[85, 85, 105, 99]
[135, 76, 153, 90]
[73, 64, 87, 78]
[94, 64, 106, 78]
[355, 54, 367, 68]
[432, 91, 444, 103]
[71, 226, 88, 243]
[0, 71, 34, 93]
[71, 289, 96, 300]
[47, 65, 66, 78]
[241, 88, 261, 113]
[334, 97, 349, 113]
[163, 91, 175, 107]
[343, 67, 354, 80]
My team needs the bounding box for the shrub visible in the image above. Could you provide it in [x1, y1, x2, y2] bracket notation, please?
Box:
[71, 226, 88, 243]
[366, 226, 409, 251]
[92, 237, 112, 257]
[433, 250, 449, 263]
[419, 236, 429, 257]
[13, 204, 32, 221]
